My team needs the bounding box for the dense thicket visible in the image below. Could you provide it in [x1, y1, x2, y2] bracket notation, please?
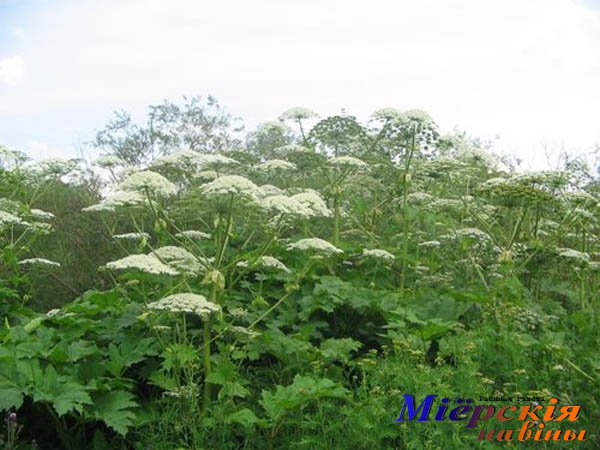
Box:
[0, 100, 598, 449]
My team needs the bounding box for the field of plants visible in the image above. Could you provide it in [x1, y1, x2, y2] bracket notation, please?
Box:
[0, 100, 598, 449]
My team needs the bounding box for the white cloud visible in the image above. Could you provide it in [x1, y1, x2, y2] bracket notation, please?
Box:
[10, 27, 27, 40]
[0, 56, 25, 86]
[0, 0, 599, 168]
[28, 141, 68, 160]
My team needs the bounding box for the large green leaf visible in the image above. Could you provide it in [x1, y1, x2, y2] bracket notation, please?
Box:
[91, 390, 138, 436]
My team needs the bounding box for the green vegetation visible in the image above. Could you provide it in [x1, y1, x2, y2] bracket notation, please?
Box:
[0, 99, 599, 449]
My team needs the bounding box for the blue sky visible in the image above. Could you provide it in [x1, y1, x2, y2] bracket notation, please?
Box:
[1, 0, 600, 169]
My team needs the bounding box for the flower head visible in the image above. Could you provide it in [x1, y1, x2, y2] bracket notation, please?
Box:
[175, 230, 211, 240]
[0, 210, 25, 226]
[556, 248, 590, 263]
[362, 248, 395, 262]
[201, 175, 258, 198]
[279, 107, 317, 120]
[82, 191, 146, 212]
[150, 246, 207, 274]
[95, 155, 125, 168]
[290, 191, 331, 218]
[371, 107, 404, 121]
[287, 238, 343, 256]
[119, 171, 177, 197]
[256, 159, 296, 172]
[197, 154, 239, 169]
[104, 254, 179, 275]
[19, 258, 61, 267]
[29, 208, 55, 220]
[147, 293, 220, 318]
[113, 232, 150, 241]
[256, 184, 284, 199]
[328, 156, 368, 170]
[260, 195, 311, 218]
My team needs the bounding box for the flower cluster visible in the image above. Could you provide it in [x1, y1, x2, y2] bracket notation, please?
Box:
[279, 107, 317, 120]
[175, 230, 211, 240]
[371, 107, 404, 121]
[197, 154, 239, 169]
[29, 209, 55, 220]
[256, 159, 297, 172]
[113, 232, 150, 241]
[95, 155, 125, 168]
[238, 256, 290, 273]
[556, 248, 590, 263]
[0, 210, 26, 226]
[260, 195, 310, 218]
[201, 175, 258, 198]
[362, 248, 395, 262]
[287, 238, 343, 255]
[151, 246, 207, 274]
[18, 258, 61, 267]
[104, 254, 179, 276]
[328, 156, 368, 170]
[256, 184, 284, 199]
[119, 171, 177, 197]
[27, 158, 80, 178]
[82, 191, 146, 212]
[290, 191, 332, 218]
[147, 293, 220, 318]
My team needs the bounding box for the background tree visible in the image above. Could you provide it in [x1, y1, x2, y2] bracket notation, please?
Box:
[93, 95, 244, 166]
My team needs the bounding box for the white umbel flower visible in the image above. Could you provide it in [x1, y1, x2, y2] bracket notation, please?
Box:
[328, 156, 368, 170]
[95, 155, 125, 168]
[0, 210, 25, 226]
[238, 256, 291, 273]
[82, 191, 146, 212]
[407, 192, 434, 204]
[46, 308, 61, 317]
[120, 171, 177, 197]
[113, 232, 150, 241]
[419, 240, 441, 248]
[19, 258, 61, 267]
[30, 209, 55, 220]
[31, 222, 54, 235]
[256, 184, 284, 199]
[256, 159, 297, 172]
[273, 144, 312, 155]
[195, 170, 219, 181]
[175, 230, 211, 240]
[362, 248, 395, 262]
[201, 175, 258, 198]
[259, 256, 290, 272]
[371, 107, 404, 121]
[260, 195, 311, 218]
[151, 150, 203, 171]
[290, 191, 332, 218]
[557, 248, 590, 263]
[28, 158, 79, 177]
[150, 246, 206, 274]
[453, 228, 492, 241]
[279, 107, 317, 120]
[147, 293, 220, 318]
[197, 154, 239, 169]
[287, 238, 343, 255]
[104, 254, 179, 275]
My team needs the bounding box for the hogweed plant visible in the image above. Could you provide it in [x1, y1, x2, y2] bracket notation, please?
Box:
[0, 105, 599, 448]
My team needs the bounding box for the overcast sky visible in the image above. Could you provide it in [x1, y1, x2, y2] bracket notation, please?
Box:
[1, 0, 599, 169]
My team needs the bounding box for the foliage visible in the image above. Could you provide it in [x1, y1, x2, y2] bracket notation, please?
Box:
[1, 100, 599, 449]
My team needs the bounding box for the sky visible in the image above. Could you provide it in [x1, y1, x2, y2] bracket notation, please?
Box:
[1, 0, 599, 170]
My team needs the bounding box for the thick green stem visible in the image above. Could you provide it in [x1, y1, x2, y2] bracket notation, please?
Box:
[333, 190, 340, 246]
[399, 127, 417, 297]
[202, 316, 212, 411]
[202, 282, 218, 412]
